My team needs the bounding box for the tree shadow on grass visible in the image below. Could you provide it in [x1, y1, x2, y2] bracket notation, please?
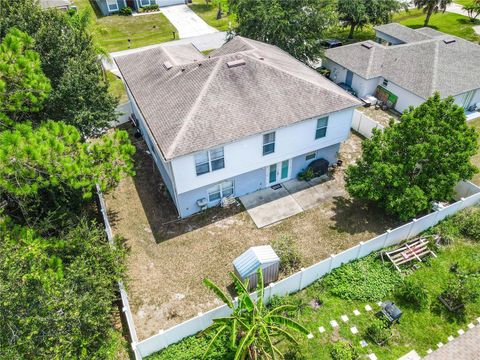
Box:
[329, 196, 402, 235]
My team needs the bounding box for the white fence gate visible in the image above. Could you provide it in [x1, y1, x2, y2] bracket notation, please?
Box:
[351, 109, 384, 138]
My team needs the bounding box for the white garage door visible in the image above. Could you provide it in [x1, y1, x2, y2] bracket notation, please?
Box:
[156, 0, 184, 6]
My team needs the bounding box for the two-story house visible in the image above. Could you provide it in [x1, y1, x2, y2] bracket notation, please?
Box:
[323, 23, 480, 117]
[95, 0, 183, 16]
[115, 36, 361, 218]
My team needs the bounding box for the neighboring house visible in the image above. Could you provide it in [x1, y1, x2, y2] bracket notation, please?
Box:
[115, 36, 361, 218]
[323, 23, 480, 114]
[95, 0, 184, 16]
[39, 0, 72, 10]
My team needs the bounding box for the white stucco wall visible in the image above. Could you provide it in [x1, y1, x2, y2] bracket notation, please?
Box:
[454, 88, 480, 109]
[171, 108, 355, 194]
[380, 80, 425, 113]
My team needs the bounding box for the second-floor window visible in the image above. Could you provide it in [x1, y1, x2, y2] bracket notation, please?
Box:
[263, 132, 275, 155]
[315, 117, 328, 139]
[195, 147, 224, 175]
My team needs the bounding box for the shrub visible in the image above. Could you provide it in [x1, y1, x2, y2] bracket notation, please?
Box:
[329, 341, 359, 360]
[457, 207, 480, 241]
[298, 167, 315, 181]
[396, 278, 430, 309]
[322, 254, 402, 301]
[119, 6, 132, 15]
[141, 4, 159, 11]
[271, 234, 303, 275]
[365, 318, 392, 345]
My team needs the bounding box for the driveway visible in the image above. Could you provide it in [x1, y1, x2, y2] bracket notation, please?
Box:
[161, 5, 217, 39]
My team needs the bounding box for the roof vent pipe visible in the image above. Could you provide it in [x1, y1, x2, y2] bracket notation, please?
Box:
[227, 59, 246, 68]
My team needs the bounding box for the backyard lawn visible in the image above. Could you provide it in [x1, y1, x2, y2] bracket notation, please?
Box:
[72, 0, 177, 52]
[106, 71, 128, 104]
[188, 0, 237, 31]
[394, 8, 480, 43]
[470, 118, 480, 186]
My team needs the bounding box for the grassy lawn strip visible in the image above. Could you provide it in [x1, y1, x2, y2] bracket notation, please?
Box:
[455, 0, 474, 7]
[470, 118, 480, 186]
[393, 8, 480, 42]
[149, 207, 480, 359]
[106, 71, 128, 104]
[189, 0, 237, 31]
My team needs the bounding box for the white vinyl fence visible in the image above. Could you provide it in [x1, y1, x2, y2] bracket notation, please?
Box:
[351, 109, 384, 138]
[96, 186, 142, 360]
[133, 181, 480, 358]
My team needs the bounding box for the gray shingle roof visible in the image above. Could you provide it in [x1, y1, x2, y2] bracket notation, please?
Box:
[326, 25, 480, 100]
[374, 23, 431, 43]
[116, 36, 361, 160]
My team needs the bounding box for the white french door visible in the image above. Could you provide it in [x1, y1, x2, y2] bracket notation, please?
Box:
[266, 159, 291, 186]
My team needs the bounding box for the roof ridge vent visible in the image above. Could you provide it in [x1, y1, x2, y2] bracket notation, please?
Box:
[361, 43, 373, 50]
[163, 61, 173, 70]
[443, 38, 456, 44]
[227, 59, 246, 68]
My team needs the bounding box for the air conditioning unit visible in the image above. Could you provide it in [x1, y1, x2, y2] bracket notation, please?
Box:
[196, 198, 208, 210]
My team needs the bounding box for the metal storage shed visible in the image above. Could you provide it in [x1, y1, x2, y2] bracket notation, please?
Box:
[233, 245, 280, 291]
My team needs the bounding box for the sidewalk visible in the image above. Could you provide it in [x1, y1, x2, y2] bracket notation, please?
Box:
[161, 4, 217, 38]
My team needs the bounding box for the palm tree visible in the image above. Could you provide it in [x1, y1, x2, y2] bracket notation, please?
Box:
[413, 0, 453, 27]
[202, 269, 310, 360]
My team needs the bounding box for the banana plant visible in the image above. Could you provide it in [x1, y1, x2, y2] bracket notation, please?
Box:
[202, 268, 309, 360]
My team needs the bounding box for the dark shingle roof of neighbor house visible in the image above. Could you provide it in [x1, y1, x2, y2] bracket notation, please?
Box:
[115, 36, 361, 160]
[325, 24, 480, 100]
[374, 23, 432, 43]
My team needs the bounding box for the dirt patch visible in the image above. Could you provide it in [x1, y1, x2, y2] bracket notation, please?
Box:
[358, 106, 401, 128]
[105, 128, 401, 340]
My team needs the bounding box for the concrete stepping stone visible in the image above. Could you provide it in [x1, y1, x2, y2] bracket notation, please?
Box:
[458, 329, 465, 335]
[468, 323, 475, 329]
[368, 353, 378, 360]
[477, 317, 480, 323]
[360, 340, 368, 347]
[307, 333, 314, 339]
[365, 304, 372, 311]
[350, 326, 358, 334]
[437, 342, 444, 348]
[377, 301, 383, 306]
[341, 315, 349, 322]
[353, 309, 361, 316]
[318, 326, 325, 333]
[448, 335, 454, 342]
[426, 349, 433, 354]
[330, 320, 338, 328]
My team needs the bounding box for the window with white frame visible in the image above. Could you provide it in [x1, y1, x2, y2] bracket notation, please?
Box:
[140, 0, 150, 6]
[263, 132, 275, 155]
[305, 151, 316, 161]
[207, 180, 234, 202]
[106, 0, 119, 12]
[195, 147, 225, 176]
[315, 117, 328, 139]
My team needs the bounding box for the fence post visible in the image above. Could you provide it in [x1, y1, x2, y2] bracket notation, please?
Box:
[406, 219, 417, 240]
[132, 342, 142, 360]
[299, 268, 306, 290]
[328, 254, 335, 272]
[382, 229, 391, 248]
[356, 242, 364, 259]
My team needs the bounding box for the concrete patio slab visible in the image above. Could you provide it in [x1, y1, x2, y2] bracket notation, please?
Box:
[239, 186, 303, 228]
[283, 179, 324, 210]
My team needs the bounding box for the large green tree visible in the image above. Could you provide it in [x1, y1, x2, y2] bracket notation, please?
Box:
[413, 0, 452, 27]
[0, 0, 118, 136]
[0, 28, 51, 126]
[346, 94, 478, 221]
[0, 216, 126, 359]
[203, 269, 309, 359]
[233, 0, 337, 62]
[337, 0, 406, 39]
